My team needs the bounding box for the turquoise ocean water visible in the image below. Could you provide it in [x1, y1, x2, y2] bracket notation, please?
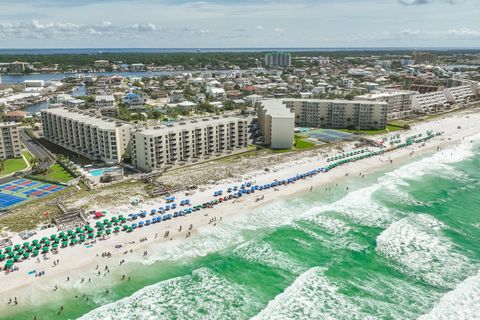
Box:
[4, 139, 480, 320]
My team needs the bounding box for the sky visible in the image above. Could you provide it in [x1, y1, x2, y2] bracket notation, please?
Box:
[0, 0, 479, 48]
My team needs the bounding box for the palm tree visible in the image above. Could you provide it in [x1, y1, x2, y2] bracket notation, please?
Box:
[30, 156, 40, 173]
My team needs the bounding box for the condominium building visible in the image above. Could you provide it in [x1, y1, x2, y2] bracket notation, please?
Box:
[354, 91, 415, 120]
[257, 100, 295, 149]
[411, 91, 448, 114]
[412, 51, 436, 65]
[444, 85, 475, 103]
[131, 117, 250, 172]
[0, 122, 22, 159]
[94, 60, 110, 68]
[41, 108, 133, 163]
[264, 52, 291, 68]
[284, 99, 388, 130]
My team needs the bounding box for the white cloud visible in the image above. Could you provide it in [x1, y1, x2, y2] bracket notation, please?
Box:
[447, 27, 480, 38]
[0, 20, 159, 40]
[256, 26, 264, 30]
[274, 27, 285, 32]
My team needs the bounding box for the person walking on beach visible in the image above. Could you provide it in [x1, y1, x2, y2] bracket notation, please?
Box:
[14, 297, 17, 305]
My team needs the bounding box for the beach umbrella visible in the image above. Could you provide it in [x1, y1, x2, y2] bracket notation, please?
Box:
[23, 242, 30, 248]
[41, 237, 48, 243]
[14, 244, 21, 251]
[76, 227, 82, 233]
[97, 231, 103, 237]
[42, 247, 49, 253]
[32, 250, 39, 256]
[22, 252, 29, 259]
[8, 252, 15, 258]
[105, 229, 112, 235]
[103, 219, 109, 224]
[44, 240, 51, 246]
[0, 254, 5, 260]
[52, 243, 59, 249]
[27, 246, 34, 252]
[14, 255, 20, 262]
[88, 233, 94, 239]
[123, 225, 129, 231]
[80, 235, 86, 241]
[114, 226, 120, 232]
[17, 248, 24, 254]
[70, 239, 78, 245]
[62, 241, 68, 247]
[59, 232, 65, 237]
[50, 234, 57, 240]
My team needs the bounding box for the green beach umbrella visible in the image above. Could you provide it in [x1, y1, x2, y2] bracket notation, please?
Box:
[105, 229, 112, 235]
[52, 243, 59, 249]
[41, 237, 48, 243]
[123, 225, 129, 231]
[23, 252, 29, 259]
[59, 232, 65, 237]
[76, 227, 82, 233]
[97, 231, 103, 237]
[23, 242, 30, 248]
[32, 250, 39, 256]
[88, 233, 94, 239]
[62, 241, 68, 247]
[8, 252, 15, 258]
[50, 234, 57, 240]
[14, 255, 20, 262]
[17, 248, 24, 254]
[80, 235, 86, 242]
[114, 226, 120, 232]
[14, 244, 21, 251]
[42, 247, 49, 253]
[0, 254, 5, 260]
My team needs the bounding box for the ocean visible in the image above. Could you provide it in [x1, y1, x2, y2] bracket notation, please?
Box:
[4, 139, 480, 320]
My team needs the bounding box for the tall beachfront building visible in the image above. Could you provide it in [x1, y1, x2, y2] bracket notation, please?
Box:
[0, 122, 22, 159]
[41, 108, 133, 163]
[130, 117, 250, 172]
[283, 99, 388, 130]
[264, 52, 291, 68]
[257, 100, 295, 149]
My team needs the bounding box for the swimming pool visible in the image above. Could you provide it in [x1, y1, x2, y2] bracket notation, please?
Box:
[88, 167, 120, 177]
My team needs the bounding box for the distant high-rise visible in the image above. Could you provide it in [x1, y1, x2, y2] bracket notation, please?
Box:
[264, 52, 291, 68]
[412, 51, 437, 65]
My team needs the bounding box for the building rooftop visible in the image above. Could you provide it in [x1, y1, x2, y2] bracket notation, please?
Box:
[134, 116, 248, 136]
[41, 108, 132, 130]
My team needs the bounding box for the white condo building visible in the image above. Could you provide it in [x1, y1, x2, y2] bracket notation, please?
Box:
[0, 122, 22, 159]
[257, 100, 295, 149]
[41, 108, 133, 163]
[131, 117, 250, 172]
[283, 99, 388, 130]
[444, 85, 475, 104]
[354, 91, 415, 120]
[411, 91, 448, 114]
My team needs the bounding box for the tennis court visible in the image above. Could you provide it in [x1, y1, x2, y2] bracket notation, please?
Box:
[304, 129, 354, 143]
[0, 178, 65, 208]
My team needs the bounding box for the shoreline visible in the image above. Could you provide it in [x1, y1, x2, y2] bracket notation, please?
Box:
[1, 109, 480, 316]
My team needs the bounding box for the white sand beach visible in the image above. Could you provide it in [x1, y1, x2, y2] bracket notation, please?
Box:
[1, 109, 480, 314]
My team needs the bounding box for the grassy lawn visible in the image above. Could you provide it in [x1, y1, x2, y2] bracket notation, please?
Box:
[338, 125, 404, 136]
[32, 163, 74, 183]
[22, 150, 33, 164]
[294, 135, 316, 149]
[0, 154, 29, 177]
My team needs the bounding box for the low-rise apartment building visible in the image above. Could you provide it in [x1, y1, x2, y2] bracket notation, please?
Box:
[411, 91, 448, 114]
[444, 85, 475, 103]
[0, 122, 22, 159]
[257, 100, 295, 149]
[131, 117, 250, 172]
[284, 99, 388, 130]
[354, 91, 415, 120]
[41, 108, 133, 163]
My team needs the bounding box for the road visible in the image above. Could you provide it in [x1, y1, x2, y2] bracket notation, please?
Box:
[20, 130, 55, 170]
